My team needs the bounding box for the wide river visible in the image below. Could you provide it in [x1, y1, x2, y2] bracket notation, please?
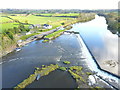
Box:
[0, 15, 119, 88]
[70, 15, 119, 75]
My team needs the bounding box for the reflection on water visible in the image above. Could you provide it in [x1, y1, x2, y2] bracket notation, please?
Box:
[27, 70, 77, 88]
[71, 15, 118, 62]
[1, 15, 119, 89]
[2, 34, 81, 88]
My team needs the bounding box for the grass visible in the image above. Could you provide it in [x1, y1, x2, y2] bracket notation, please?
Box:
[39, 13, 79, 17]
[68, 70, 85, 83]
[86, 72, 92, 75]
[63, 61, 71, 64]
[42, 30, 65, 43]
[69, 66, 83, 71]
[1, 23, 30, 33]
[0, 14, 74, 32]
[1, 17, 13, 23]
[1, 13, 94, 33]
[20, 33, 40, 40]
[9, 15, 72, 24]
[15, 64, 59, 88]
[1, 13, 95, 57]
[45, 30, 65, 38]
[59, 67, 67, 71]
[54, 13, 79, 16]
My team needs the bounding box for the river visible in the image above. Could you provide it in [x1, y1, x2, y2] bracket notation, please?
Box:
[70, 15, 119, 75]
[1, 15, 119, 89]
[1, 34, 83, 88]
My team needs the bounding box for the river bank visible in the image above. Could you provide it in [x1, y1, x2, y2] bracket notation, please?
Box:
[1, 14, 95, 59]
[0, 28, 59, 59]
[97, 13, 119, 35]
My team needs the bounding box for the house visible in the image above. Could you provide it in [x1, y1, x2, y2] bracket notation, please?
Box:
[26, 32, 31, 35]
[43, 24, 52, 29]
[29, 25, 34, 29]
[17, 40, 23, 43]
[29, 24, 41, 29]
[34, 24, 41, 28]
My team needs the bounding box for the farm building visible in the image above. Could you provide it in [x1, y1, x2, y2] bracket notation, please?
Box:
[29, 24, 41, 29]
[26, 32, 31, 35]
[43, 24, 52, 29]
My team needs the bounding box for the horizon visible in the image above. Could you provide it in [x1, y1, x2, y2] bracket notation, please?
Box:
[0, 0, 119, 9]
[0, 8, 118, 10]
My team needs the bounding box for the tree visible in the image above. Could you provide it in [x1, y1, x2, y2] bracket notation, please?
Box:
[61, 22, 65, 25]
[25, 20, 28, 24]
[6, 31, 14, 40]
[18, 23, 25, 32]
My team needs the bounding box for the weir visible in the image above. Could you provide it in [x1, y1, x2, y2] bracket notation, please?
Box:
[76, 33, 120, 89]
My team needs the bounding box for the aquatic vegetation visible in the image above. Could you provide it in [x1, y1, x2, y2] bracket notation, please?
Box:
[42, 65, 45, 67]
[35, 67, 40, 70]
[42, 40, 49, 43]
[14, 64, 59, 89]
[68, 70, 85, 83]
[86, 72, 92, 75]
[69, 66, 83, 71]
[63, 61, 71, 64]
[90, 86, 104, 90]
[59, 67, 67, 71]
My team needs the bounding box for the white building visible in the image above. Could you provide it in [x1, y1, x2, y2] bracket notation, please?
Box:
[43, 24, 52, 29]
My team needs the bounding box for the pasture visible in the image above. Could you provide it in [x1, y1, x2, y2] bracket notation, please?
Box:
[0, 13, 78, 33]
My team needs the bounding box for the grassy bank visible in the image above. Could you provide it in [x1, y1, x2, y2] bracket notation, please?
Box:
[42, 30, 65, 42]
[20, 33, 40, 40]
[0, 13, 95, 57]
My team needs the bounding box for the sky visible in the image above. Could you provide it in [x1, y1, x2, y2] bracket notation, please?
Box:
[0, 0, 119, 9]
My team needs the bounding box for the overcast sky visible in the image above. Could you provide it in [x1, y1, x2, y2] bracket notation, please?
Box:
[0, 0, 119, 9]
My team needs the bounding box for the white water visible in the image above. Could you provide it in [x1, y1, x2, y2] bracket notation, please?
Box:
[76, 34, 119, 88]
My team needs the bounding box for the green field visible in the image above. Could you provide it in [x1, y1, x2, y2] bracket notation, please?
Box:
[0, 14, 76, 32]
[9, 15, 71, 24]
[1, 22, 30, 33]
[40, 13, 79, 16]
[45, 30, 65, 38]
[0, 12, 96, 57]
[1, 17, 13, 23]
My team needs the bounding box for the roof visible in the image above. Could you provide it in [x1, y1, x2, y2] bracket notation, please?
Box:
[43, 24, 50, 27]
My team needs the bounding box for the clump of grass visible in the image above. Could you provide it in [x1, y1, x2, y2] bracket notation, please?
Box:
[42, 40, 49, 43]
[14, 64, 59, 89]
[86, 72, 92, 75]
[69, 66, 82, 71]
[68, 70, 85, 83]
[63, 61, 71, 64]
[59, 67, 67, 71]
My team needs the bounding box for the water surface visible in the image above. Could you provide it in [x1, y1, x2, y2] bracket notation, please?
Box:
[2, 34, 83, 88]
